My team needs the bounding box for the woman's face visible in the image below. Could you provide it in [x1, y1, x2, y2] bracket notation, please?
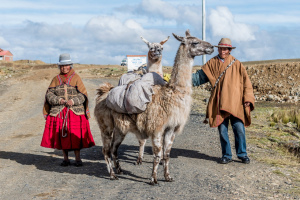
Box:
[218, 47, 232, 59]
[60, 65, 71, 74]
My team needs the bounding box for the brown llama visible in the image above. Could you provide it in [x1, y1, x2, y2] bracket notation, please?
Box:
[94, 30, 214, 185]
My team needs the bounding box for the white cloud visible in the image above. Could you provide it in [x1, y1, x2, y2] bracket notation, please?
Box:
[141, 0, 179, 19]
[235, 14, 300, 26]
[85, 15, 166, 44]
[0, 36, 10, 47]
[208, 7, 256, 42]
[1, 1, 299, 65]
[137, 0, 202, 27]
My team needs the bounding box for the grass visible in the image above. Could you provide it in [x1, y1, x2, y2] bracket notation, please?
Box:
[192, 87, 300, 186]
[88, 66, 127, 77]
[246, 102, 300, 171]
[271, 109, 300, 129]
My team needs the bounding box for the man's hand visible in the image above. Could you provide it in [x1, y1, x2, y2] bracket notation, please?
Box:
[244, 102, 250, 107]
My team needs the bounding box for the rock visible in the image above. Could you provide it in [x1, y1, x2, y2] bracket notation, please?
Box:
[266, 95, 274, 101]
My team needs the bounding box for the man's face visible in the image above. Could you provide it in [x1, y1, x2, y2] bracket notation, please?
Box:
[218, 47, 232, 59]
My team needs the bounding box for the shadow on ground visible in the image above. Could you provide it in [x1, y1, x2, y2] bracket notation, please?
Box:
[0, 144, 219, 181]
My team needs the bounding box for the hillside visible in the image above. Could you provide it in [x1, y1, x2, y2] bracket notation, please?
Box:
[1, 58, 300, 103]
[192, 59, 300, 103]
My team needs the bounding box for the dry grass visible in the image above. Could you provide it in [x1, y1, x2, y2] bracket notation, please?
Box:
[246, 103, 300, 169]
[271, 109, 300, 129]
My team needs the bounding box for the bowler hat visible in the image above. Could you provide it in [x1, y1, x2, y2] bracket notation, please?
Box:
[214, 38, 236, 49]
[58, 53, 73, 65]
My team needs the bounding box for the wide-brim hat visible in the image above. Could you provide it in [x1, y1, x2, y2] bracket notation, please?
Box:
[58, 53, 73, 65]
[214, 38, 236, 49]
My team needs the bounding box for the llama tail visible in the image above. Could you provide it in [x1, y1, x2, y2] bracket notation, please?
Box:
[95, 82, 114, 101]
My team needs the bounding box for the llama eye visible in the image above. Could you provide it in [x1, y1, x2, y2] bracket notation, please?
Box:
[192, 42, 199, 46]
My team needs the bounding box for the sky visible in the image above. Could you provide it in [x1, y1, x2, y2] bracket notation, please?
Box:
[0, 0, 299, 65]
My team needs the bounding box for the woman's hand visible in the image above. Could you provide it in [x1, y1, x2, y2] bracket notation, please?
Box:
[60, 99, 66, 105]
[66, 99, 74, 107]
[244, 102, 250, 107]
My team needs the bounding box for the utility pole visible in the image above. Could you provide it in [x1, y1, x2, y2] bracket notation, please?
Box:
[202, 0, 206, 65]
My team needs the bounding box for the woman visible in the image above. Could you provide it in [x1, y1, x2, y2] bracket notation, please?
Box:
[192, 38, 255, 164]
[41, 53, 95, 167]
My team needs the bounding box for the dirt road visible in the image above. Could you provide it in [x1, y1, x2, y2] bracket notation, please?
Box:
[0, 67, 299, 199]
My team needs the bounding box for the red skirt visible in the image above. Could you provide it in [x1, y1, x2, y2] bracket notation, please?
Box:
[41, 107, 95, 150]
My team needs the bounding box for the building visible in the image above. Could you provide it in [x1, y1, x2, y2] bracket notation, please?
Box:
[0, 48, 13, 61]
[126, 55, 147, 72]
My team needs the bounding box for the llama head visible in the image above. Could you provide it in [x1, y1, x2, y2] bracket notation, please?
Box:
[172, 29, 214, 57]
[141, 36, 170, 60]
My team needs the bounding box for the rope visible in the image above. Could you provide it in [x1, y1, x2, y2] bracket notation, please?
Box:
[61, 107, 70, 138]
[213, 59, 236, 90]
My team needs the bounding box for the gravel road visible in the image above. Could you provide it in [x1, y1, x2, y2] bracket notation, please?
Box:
[0, 68, 299, 200]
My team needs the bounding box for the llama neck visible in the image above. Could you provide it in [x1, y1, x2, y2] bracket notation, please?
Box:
[147, 53, 163, 76]
[169, 45, 194, 89]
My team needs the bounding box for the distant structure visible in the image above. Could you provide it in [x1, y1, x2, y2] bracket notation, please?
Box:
[0, 48, 13, 61]
[126, 55, 147, 72]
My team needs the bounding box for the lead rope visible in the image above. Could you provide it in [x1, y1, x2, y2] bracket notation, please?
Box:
[213, 59, 236, 90]
[203, 59, 236, 124]
[61, 107, 70, 138]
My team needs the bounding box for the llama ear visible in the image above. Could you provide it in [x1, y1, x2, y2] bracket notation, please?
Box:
[141, 36, 150, 47]
[172, 33, 185, 42]
[185, 29, 191, 37]
[160, 36, 170, 45]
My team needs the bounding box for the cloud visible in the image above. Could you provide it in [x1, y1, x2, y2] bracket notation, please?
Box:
[85, 15, 166, 44]
[141, 0, 179, 19]
[135, 0, 202, 28]
[208, 7, 256, 42]
[0, 36, 10, 47]
[1, 1, 299, 65]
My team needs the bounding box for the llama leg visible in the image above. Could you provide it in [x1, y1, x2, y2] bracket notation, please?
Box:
[163, 129, 176, 182]
[101, 132, 118, 180]
[150, 134, 163, 185]
[136, 139, 146, 165]
[111, 128, 125, 174]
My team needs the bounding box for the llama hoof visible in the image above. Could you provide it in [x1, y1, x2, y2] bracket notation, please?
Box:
[109, 175, 119, 180]
[135, 158, 143, 165]
[150, 178, 158, 186]
[149, 181, 159, 186]
[165, 177, 174, 182]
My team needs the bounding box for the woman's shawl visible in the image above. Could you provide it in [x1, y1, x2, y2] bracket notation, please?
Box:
[42, 68, 90, 119]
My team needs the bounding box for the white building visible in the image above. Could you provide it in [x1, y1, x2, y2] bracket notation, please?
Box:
[126, 55, 147, 72]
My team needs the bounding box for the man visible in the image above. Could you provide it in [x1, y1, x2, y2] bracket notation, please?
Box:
[192, 38, 255, 164]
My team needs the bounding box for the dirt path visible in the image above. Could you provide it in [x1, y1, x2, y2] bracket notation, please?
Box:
[0, 68, 299, 200]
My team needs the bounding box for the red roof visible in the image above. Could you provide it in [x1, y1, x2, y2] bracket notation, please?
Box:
[0, 50, 13, 56]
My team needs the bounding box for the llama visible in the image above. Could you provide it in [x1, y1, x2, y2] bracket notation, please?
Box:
[141, 35, 169, 76]
[94, 30, 214, 185]
[135, 35, 169, 165]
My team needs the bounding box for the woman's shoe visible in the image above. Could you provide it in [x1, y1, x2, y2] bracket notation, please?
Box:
[60, 160, 70, 167]
[75, 160, 83, 167]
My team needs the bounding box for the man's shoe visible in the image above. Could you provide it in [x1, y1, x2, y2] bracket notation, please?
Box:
[238, 156, 250, 164]
[220, 157, 232, 164]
